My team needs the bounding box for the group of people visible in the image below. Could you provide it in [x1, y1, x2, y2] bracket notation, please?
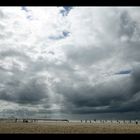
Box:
[80, 119, 139, 124]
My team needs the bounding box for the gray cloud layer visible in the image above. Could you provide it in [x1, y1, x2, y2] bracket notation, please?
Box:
[0, 7, 140, 119]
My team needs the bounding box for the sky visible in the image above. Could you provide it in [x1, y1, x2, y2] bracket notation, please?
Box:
[0, 7, 140, 119]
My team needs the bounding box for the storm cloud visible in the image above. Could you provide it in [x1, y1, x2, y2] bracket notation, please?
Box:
[0, 7, 140, 119]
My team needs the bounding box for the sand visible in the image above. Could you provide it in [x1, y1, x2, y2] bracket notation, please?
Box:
[0, 121, 140, 133]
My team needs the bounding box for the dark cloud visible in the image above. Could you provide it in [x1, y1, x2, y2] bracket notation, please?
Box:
[54, 76, 132, 112]
[0, 77, 49, 104]
[53, 64, 140, 117]
[16, 78, 49, 104]
[51, 63, 140, 116]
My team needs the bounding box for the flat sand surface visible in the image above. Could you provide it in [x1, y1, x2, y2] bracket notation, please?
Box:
[0, 122, 140, 133]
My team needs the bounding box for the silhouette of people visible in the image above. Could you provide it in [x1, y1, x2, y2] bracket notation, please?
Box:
[15, 118, 17, 123]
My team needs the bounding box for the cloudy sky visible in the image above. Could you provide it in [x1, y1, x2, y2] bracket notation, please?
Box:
[0, 7, 140, 119]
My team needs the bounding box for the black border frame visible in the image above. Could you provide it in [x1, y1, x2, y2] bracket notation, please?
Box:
[0, 0, 140, 138]
[0, 0, 140, 6]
